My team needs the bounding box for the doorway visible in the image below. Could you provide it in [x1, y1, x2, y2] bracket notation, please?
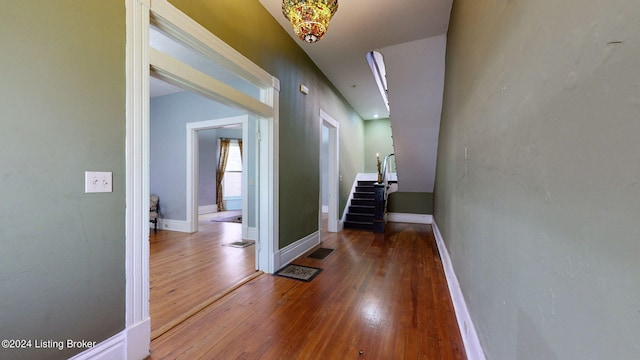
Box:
[125, 1, 280, 356]
[149, 105, 259, 338]
[320, 110, 340, 233]
[186, 115, 259, 246]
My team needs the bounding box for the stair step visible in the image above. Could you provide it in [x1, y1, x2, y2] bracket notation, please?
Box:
[357, 180, 376, 186]
[344, 220, 374, 231]
[347, 213, 373, 223]
[354, 191, 375, 199]
[355, 186, 374, 193]
[349, 205, 375, 214]
[351, 198, 374, 206]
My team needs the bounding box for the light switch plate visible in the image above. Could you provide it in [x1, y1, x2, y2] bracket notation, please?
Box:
[85, 171, 113, 193]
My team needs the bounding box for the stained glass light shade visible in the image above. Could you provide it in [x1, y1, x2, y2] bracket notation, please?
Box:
[282, 0, 339, 43]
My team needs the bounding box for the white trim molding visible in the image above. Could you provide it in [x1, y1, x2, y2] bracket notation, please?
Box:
[125, 0, 151, 358]
[387, 213, 433, 224]
[275, 231, 320, 271]
[198, 205, 217, 214]
[157, 218, 191, 233]
[68, 316, 150, 360]
[246, 226, 259, 241]
[432, 221, 486, 360]
[68, 332, 126, 360]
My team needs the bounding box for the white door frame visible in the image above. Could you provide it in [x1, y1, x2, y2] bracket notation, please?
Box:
[125, 1, 279, 357]
[320, 110, 340, 233]
[186, 116, 250, 238]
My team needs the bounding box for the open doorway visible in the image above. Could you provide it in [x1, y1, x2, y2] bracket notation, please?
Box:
[125, 2, 280, 355]
[149, 85, 259, 339]
[320, 110, 340, 233]
[186, 115, 259, 243]
[197, 133, 243, 231]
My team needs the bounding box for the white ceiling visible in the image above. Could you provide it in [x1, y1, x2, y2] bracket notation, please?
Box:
[258, 0, 453, 120]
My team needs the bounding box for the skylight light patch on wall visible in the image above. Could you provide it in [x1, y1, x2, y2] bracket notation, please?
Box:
[366, 50, 389, 112]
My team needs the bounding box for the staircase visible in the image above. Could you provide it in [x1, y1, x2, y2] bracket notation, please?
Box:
[343, 180, 376, 230]
[343, 155, 397, 232]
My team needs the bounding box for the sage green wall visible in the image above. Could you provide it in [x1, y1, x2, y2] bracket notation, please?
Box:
[435, 0, 640, 359]
[364, 119, 434, 214]
[0, 2, 125, 360]
[387, 192, 433, 215]
[364, 118, 394, 173]
[170, 0, 366, 248]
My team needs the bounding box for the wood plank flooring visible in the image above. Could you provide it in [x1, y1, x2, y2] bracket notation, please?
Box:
[149, 212, 257, 339]
[147, 222, 466, 359]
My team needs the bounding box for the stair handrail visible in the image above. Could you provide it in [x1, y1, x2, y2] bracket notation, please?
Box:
[380, 153, 395, 191]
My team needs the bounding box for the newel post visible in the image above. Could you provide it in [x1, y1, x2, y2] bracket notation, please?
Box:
[373, 183, 385, 233]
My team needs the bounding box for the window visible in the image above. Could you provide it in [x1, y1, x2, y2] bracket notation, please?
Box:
[223, 140, 242, 198]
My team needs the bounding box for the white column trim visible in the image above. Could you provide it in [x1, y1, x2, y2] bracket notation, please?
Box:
[125, 0, 151, 358]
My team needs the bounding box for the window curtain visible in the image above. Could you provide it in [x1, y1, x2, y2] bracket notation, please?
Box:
[238, 139, 243, 161]
[216, 139, 231, 211]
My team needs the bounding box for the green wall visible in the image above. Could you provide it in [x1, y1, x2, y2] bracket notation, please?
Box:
[364, 118, 394, 173]
[364, 118, 434, 214]
[387, 192, 433, 215]
[0, 2, 126, 359]
[169, 0, 366, 248]
[436, 0, 640, 358]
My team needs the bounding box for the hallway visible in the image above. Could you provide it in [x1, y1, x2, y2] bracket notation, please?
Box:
[148, 222, 466, 359]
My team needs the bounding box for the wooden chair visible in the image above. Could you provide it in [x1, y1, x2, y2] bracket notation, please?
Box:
[150, 194, 160, 233]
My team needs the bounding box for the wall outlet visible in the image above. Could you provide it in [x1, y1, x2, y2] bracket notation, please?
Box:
[85, 171, 113, 193]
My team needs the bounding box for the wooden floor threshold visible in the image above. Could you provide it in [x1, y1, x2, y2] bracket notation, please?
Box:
[151, 270, 264, 340]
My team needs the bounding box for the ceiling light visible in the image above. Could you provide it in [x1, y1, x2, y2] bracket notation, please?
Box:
[282, 0, 338, 43]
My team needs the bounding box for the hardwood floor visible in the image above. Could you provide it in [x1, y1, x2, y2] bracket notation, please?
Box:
[150, 211, 257, 339]
[148, 222, 466, 359]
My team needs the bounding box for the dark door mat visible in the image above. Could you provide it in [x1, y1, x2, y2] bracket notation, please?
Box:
[274, 264, 322, 282]
[307, 247, 334, 259]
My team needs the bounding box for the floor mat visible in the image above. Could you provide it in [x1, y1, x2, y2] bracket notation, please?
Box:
[274, 264, 322, 282]
[307, 247, 335, 260]
[223, 241, 254, 248]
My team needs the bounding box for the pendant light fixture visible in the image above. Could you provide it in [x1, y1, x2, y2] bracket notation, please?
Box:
[282, 0, 339, 43]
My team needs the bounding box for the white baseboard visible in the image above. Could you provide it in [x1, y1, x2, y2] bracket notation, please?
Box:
[198, 205, 217, 215]
[432, 221, 486, 360]
[387, 212, 433, 224]
[126, 318, 151, 360]
[275, 231, 320, 270]
[246, 226, 258, 241]
[68, 332, 126, 360]
[69, 318, 150, 360]
[157, 219, 191, 233]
